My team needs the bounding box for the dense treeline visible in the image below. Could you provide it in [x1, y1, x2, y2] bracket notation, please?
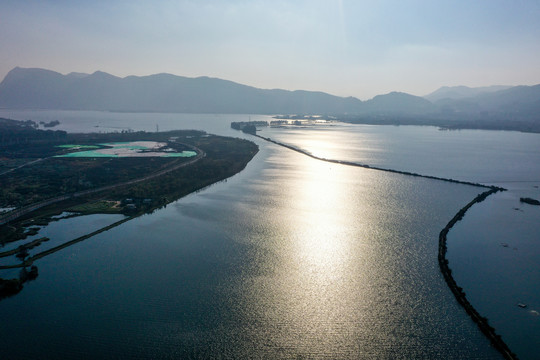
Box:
[0, 118, 67, 146]
[337, 113, 540, 133]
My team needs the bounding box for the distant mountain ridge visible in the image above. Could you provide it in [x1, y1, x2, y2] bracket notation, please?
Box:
[1, 67, 539, 132]
[424, 85, 512, 102]
[0, 67, 365, 114]
[365, 92, 435, 114]
[0, 67, 445, 115]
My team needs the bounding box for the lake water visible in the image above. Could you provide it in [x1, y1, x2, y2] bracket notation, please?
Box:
[1, 110, 538, 358]
[448, 187, 540, 359]
[258, 122, 540, 184]
[258, 122, 540, 360]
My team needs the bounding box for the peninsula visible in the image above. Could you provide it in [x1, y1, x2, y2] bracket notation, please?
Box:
[0, 118, 258, 298]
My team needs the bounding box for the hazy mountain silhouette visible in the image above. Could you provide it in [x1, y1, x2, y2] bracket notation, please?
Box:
[424, 85, 512, 102]
[430, 85, 540, 117]
[1, 67, 539, 132]
[0, 67, 365, 114]
[363, 92, 435, 114]
[346, 85, 540, 132]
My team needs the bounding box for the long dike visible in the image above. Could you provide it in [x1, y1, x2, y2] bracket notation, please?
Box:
[438, 188, 517, 360]
[0, 216, 133, 270]
[254, 133, 516, 359]
[255, 134, 502, 189]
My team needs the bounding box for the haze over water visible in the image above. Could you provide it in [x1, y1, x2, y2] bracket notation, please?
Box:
[1, 111, 538, 358]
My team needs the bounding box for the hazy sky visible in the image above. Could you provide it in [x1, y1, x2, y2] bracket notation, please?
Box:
[1, 0, 540, 99]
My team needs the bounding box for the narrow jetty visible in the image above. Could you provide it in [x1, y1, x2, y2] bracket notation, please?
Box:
[0, 237, 49, 258]
[438, 189, 517, 360]
[0, 217, 133, 270]
[254, 134, 503, 190]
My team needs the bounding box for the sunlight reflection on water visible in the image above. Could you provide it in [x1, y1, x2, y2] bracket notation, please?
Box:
[0, 112, 507, 359]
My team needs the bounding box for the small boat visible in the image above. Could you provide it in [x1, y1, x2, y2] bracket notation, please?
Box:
[517, 303, 527, 308]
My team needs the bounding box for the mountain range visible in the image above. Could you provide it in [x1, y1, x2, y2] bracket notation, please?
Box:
[1, 67, 539, 132]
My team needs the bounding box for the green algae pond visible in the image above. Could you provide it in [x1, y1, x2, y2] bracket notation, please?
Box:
[55, 141, 197, 158]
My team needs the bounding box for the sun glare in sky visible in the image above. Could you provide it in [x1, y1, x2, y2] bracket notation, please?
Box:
[1, 1, 540, 99]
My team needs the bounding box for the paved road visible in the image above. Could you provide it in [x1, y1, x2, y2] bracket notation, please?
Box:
[0, 144, 205, 226]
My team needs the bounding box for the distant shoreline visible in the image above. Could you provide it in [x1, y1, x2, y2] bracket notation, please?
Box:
[1, 108, 539, 134]
[2, 67, 539, 134]
[338, 117, 540, 134]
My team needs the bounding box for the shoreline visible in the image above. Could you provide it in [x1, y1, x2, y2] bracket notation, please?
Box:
[0, 132, 259, 299]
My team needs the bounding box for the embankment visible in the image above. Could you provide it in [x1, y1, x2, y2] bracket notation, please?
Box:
[0, 216, 133, 270]
[255, 134, 502, 189]
[438, 188, 517, 360]
[0, 237, 49, 258]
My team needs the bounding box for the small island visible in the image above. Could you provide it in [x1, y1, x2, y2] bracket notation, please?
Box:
[231, 120, 268, 134]
[40, 120, 61, 128]
[520, 197, 540, 206]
